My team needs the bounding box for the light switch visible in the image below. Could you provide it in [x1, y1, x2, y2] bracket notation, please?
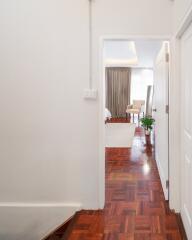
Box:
[84, 89, 98, 100]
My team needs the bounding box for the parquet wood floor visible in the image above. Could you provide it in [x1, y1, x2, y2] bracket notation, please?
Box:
[47, 118, 183, 240]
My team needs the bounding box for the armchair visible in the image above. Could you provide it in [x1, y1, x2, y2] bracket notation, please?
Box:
[126, 100, 145, 121]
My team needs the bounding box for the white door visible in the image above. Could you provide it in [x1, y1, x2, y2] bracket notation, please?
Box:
[180, 22, 192, 239]
[153, 42, 169, 200]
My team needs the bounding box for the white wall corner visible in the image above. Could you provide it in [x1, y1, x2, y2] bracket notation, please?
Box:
[0, 202, 82, 240]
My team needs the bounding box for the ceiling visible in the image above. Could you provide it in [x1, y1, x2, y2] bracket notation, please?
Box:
[103, 40, 163, 68]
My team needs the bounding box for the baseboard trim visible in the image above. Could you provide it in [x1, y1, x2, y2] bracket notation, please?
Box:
[176, 213, 188, 240]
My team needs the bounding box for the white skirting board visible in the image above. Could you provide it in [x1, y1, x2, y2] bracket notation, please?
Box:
[0, 202, 82, 240]
[155, 153, 168, 200]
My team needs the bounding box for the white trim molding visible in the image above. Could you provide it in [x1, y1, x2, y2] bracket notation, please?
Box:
[176, 2, 192, 38]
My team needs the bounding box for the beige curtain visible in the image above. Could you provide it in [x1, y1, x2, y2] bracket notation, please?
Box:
[106, 67, 131, 118]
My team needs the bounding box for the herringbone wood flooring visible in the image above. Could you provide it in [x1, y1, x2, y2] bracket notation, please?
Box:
[46, 118, 183, 240]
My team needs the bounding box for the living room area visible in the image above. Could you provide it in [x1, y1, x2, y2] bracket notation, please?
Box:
[104, 39, 163, 148]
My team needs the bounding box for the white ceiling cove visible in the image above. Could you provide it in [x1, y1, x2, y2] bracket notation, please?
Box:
[103, 40, 163, 68]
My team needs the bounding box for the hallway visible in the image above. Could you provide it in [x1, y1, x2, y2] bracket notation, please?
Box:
[48, 120, 183, 240]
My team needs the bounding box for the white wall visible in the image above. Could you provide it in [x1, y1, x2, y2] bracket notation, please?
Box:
[0, 203, 81, 240]
[0, 1, 98, 239]
[0, 0, 173, 239]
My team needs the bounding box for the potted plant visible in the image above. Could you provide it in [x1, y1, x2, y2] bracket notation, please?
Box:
[140, 116, 155, 135]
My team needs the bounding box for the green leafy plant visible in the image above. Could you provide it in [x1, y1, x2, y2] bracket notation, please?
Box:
[140, 117, 155, 131]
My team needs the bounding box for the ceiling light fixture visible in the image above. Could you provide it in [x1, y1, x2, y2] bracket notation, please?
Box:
[104, 41, 138, 66]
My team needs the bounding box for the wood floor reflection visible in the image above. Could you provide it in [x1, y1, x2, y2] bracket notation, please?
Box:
[48, 118, 183, 240]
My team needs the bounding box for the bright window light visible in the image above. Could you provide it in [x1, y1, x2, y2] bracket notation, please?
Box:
[130, 68, 153, 103]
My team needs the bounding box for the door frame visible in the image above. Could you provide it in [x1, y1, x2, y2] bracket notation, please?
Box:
[98, 35, 172, 209]
[168, 4, 192, 214]
[171, 5, 192, 237]
[153, 42, 170, 200]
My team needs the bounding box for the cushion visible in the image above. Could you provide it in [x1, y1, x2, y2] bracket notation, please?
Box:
[126, 108, 140, 114]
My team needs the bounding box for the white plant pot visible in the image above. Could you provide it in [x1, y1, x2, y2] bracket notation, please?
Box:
[145, 130, 150, 135]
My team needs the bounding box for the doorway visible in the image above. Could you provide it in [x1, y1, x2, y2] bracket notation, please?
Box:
[97, 37, 186, 238]
[100, 37, 170, 205]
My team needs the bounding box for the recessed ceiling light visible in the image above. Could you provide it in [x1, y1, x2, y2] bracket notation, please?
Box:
[104, 41, 138, 66]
